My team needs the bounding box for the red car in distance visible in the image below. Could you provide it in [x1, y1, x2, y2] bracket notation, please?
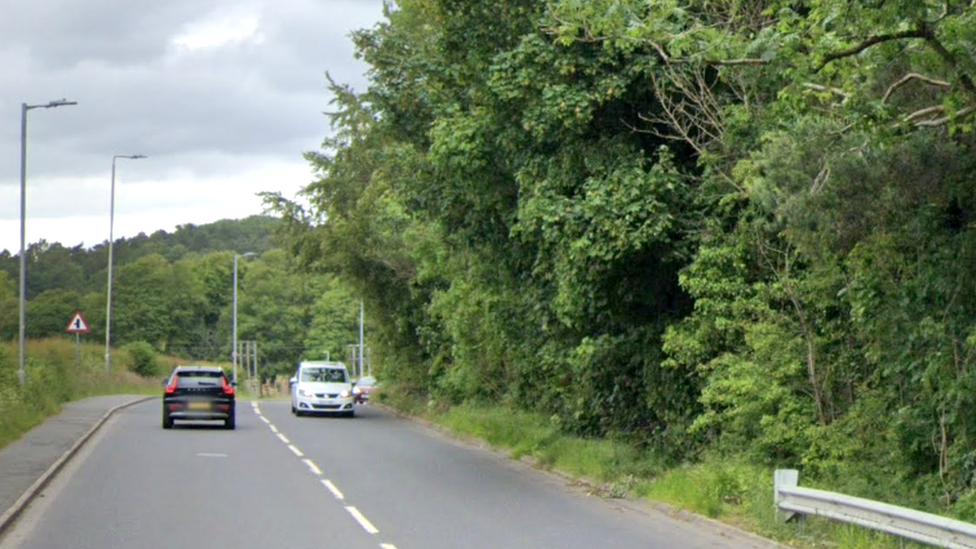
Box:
[353, 376, 378, 404]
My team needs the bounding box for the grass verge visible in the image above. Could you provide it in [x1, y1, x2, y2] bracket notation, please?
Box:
[0, 338, 166, 451]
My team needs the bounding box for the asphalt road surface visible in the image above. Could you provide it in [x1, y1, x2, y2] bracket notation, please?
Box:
[0, 400, 774, 549]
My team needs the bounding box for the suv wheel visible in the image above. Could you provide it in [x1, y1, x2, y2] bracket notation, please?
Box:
[162, 413, 173, 429]
[225, 414, 236, 430]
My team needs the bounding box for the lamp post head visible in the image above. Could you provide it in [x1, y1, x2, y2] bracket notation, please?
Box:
[25, 98, 78, 111]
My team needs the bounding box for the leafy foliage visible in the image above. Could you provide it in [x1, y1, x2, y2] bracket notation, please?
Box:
[124, 341, 159, 377]
[268, 0, 976, 516]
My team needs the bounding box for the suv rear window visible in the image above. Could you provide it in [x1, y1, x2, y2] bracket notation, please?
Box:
[176, 371, 225, 388]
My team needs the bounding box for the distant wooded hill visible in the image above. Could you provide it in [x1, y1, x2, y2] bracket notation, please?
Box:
[0, 215, 361, 374]
[0, 215, 282, 299]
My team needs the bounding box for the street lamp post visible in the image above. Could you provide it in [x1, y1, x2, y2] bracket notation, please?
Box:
[359, 300, 364, 378]
[105, 154, 147, 373]
[18, 99, 77, 385]
[232, 252, 256, 384]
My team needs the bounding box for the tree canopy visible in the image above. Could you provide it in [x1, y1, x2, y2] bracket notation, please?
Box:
[0, 216, 365, 377]
[267, 0, 976, 510]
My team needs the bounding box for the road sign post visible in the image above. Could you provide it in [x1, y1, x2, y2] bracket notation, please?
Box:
[65, 311, 91, 368]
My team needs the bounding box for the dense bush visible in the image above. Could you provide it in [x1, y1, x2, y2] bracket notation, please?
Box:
[125, 341, 159, 377]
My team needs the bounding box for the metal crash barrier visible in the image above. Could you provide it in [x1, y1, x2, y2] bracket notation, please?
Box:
[774, 469, 976, 549]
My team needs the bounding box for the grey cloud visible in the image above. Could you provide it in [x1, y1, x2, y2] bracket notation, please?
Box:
[0, 0, 206, 69]
[1, 0, 384, 193]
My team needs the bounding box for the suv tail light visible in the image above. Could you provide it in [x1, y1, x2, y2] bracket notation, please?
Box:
[164, 376, 179, 395]
[222, 376, 235, 396]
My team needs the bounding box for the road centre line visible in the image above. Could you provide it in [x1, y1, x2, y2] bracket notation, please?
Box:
[251, 402, 260, 411]
[321, 479, 345, 500]
[256, 410, 393, 547]
[346, 506, 379, 534]
[303, 458, 322, 475]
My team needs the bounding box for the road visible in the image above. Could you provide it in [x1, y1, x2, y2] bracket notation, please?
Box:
[0, 400, 772, 549]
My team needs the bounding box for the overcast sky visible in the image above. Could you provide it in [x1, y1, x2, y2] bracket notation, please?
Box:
[0, 0, 386, 254]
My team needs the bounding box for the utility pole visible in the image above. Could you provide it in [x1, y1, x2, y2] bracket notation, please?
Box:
[358, 300, 364, 379]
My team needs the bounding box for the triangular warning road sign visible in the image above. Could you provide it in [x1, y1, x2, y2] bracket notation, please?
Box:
[66, 311, 91, 334]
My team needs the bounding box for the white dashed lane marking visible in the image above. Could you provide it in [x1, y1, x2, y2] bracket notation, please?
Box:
[346, 506, 379, 534]
[321, 479, 345, 500]
[303, 459, 322, 475]
[252, 405, 393, 545]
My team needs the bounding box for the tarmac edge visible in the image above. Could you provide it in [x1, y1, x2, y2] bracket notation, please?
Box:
[371, 401, 790, 549]
[0, 396, 155, 537]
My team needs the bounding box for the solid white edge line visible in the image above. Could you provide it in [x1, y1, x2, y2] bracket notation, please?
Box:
[277, 433, 290, 444]
[321, 479, 345, 500]
[303, 459, 322, 476]
[380, 544, 398, 549]
[259, 416, 270, 424]
[288, 444, 304, 457]
[345, 506, 379, 534]
[269, 424, 279, 433]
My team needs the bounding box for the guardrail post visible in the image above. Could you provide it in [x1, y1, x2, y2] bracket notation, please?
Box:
[774, 469, 799, 523]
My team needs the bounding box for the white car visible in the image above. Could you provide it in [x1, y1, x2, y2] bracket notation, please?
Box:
[290, 361, 356, 417]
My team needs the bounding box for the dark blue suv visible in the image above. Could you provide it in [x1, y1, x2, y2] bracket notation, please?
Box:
[162, 366, 236, 430]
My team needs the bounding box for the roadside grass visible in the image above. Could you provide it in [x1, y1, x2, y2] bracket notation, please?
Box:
[0, 338, 168, 451]
[392, 397, 930, 549]
[374, 382, 427, 415]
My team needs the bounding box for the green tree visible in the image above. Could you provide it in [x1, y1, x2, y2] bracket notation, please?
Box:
[0, 271, 17, 341]
[268, 0, 708, 441]
[25, 289, 84, 339]
[303, 275, 359, 363]
[26, 241, 86, 298]
[234, 250, 315, 373]
[112, 254, 206, 352]
[183, 251, 235, 360]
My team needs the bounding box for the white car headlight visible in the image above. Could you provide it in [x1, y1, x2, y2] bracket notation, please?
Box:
[299, 389, 314, 397]
[340, 390, 352, 398]
[353, 387, 362, 395]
